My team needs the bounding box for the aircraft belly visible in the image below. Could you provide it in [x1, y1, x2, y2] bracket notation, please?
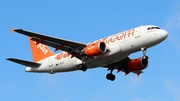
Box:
[86, 55, 122, 68]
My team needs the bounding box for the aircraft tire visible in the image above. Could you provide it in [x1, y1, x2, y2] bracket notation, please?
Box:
[106, 73, 115, 81]
[78, 64, 87, 72]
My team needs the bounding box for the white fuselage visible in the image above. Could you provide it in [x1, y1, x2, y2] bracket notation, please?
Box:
[25, 25, 168, 73]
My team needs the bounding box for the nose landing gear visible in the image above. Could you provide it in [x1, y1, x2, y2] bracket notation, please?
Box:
[141, 47, 149, 60]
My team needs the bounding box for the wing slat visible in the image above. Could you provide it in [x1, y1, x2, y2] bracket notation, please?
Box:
[14, 29, 86, 49]
[13, 29, 87, 60]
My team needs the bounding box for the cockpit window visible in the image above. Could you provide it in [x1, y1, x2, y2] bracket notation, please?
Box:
[147, 27, 160, 30]
[155, 27, 160, 29]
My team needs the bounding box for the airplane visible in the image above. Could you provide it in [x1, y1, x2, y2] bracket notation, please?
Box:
[7, 25, 168, 81]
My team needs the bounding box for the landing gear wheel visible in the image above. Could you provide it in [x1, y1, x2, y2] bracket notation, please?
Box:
[106, 73, 111, 80]
[78, 64, 87, 72]
[143, 55, 149, 60]
[106, 73, 116, 81]
[81, 66, 87, 72]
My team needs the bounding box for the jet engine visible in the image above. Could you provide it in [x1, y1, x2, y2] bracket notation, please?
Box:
[127, 57, 148, 72]
[82, 41, 107, 56]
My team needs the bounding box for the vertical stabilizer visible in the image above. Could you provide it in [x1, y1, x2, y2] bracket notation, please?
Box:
[28, 37, 54, 62]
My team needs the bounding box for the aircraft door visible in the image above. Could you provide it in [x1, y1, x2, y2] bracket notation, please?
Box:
[135, 26, 142, 38]
[48, 58, 53, 68]
[48, 58, 56, 74]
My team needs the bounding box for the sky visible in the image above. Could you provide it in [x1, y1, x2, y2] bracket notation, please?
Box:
[1, 0, 180, 101]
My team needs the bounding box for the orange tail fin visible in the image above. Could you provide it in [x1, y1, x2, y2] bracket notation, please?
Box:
[28, 37, 54, 62]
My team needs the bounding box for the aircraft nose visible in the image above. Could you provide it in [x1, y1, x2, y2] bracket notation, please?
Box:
[160, 30, 168, 40]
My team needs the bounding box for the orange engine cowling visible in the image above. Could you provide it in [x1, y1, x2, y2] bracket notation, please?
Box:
[83, 42, 107, 56]
[127, 57, 148, 72]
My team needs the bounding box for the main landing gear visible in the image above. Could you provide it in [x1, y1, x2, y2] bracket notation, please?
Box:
[78, 57, 88, 72]
[106, 65, 116, 81]
[106, 73, 116, 81]
[78, 64, 87, 72]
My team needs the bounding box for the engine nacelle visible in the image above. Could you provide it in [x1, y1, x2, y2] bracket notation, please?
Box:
[83, 42, 107, 56]
[127, 57, 148, 72]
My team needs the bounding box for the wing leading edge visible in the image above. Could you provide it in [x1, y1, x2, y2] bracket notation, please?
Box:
[11, 28, 87, 59]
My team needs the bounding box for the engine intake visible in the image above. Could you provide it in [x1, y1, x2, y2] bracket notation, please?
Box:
[83, 42, 107, 56]
[127, 57, 148, 72]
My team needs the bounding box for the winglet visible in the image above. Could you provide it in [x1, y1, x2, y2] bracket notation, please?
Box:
[10, 28, 15, 33]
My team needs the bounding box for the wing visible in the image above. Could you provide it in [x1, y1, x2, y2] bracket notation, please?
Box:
[116, 57, 144, 76]
[7, 58, 41, 67]
[104, 57, 143, 76]
[11, 28, 87, 59]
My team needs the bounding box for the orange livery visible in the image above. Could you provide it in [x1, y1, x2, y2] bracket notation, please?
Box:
[7, 25, 168, 81]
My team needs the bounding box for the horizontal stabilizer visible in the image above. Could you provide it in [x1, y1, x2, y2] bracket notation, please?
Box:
[7, 58, 41, 67]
